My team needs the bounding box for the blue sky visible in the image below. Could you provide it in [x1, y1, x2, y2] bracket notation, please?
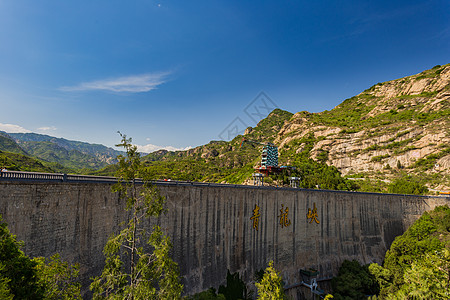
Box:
[0, 0, 449, 152]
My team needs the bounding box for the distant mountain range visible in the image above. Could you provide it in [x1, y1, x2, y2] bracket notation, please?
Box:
[0, 132, 123, 173]
[0, 64, 448, 193]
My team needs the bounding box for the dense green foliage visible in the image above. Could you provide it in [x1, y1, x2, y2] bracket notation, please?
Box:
[387, 174, 429, 195]
[0, 215, 44, 299]
[34, 254, 81, 300]
[351, 205, 450, 299]
[376, 206, 450, 296]
[396, 248, 450, 299]
[278, 133, 356, 190]
[0, 215, 81, 299]
[187, 288, 226, 300]
[331, 260, 378, 299]
[218, 271, 252, 300]
[90, 133, 183, 299]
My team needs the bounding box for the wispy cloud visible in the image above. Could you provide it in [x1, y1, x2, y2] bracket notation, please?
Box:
[61, 72, 171, 93]
[135, 143, 192, 154]
[0, 123, 32, 133]
[37, 126, 57, 132]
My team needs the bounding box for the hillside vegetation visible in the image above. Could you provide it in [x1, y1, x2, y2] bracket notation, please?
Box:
[0, 132, 122, 174]
[0, 133, 27, 155]
[0, 64, 448, 193]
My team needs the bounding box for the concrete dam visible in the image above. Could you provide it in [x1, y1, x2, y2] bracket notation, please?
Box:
[1, 172, 449, 296]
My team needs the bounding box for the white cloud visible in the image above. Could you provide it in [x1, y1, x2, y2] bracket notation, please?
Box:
[37, 126, 57, 132]
[60, 72, 171, 93]
[0, 123, 32, 133]
[135, 143, 192, 153]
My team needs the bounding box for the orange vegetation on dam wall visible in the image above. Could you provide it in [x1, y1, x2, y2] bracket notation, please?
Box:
[0, 181, 448, 295]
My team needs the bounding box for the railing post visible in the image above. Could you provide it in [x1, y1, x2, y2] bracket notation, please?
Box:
[63, 173, 67, 182]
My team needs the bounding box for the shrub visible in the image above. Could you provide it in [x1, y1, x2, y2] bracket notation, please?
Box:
[388, 175, 428, 195]
[331, 260, 378, 299]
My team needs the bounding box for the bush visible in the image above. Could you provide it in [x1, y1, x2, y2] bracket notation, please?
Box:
[331, 260, 378, 299]
[388, 175, 428, 195]
[218, 270, 252, 300]
[188, 288, 226, 300]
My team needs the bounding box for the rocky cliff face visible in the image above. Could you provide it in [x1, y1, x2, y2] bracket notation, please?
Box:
[275, 64, 450, 190]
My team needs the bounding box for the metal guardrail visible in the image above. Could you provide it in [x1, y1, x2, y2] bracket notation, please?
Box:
[0, 171, 276, 190]
[1, 171, 445, 197]
[0, 170, 120, 184]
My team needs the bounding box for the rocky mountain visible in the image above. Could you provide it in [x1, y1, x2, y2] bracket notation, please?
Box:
[274, 64, 449, 191]
[141, 64, 450, 192]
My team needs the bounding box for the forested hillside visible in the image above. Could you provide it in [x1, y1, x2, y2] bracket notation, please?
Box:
[0, 132, 123, 173]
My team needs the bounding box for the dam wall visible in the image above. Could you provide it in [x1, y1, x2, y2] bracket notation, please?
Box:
[0, 179, 448, 295]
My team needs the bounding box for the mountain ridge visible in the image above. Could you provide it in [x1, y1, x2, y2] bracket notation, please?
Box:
[0, 131, 123, 173]
[139, 63, 450, 192]
[0, 64, 448, 192]
[7, 132, 123, 164]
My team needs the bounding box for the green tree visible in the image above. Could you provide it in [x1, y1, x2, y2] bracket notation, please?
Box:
[34, 254, 81, 300]
[1, 215, 81, 299]
[0, 215, 45, 299]
[187, 288, 226, 300]
[0, 264, 13, 300]
[393, 249, 450, 299]
[368, 206, 450, 298]
[255, 261, 286, 300]
[331, 260, 378, 299]
[90, 133, 183, 299]
[387, 175, 428, 195]
[218, 270, 252, 300]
